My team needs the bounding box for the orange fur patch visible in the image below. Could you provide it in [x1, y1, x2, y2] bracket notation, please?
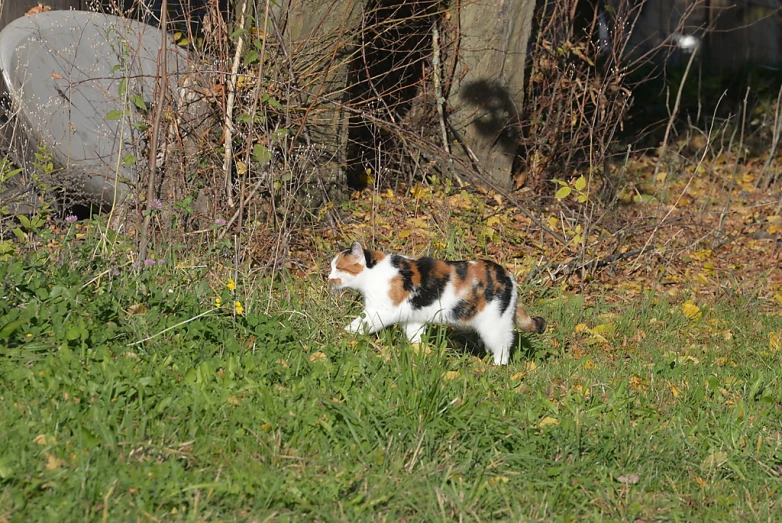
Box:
[388, 274, 408, 306]
[329, 278, 342, 286]
[336, 254, 364, 275]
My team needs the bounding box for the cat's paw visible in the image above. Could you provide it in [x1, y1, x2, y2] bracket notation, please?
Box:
[345, 318, 365, 334]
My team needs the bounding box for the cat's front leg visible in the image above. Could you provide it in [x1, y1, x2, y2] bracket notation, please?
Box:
[403, 322, 425, 343]
[345, 315, 367, 334]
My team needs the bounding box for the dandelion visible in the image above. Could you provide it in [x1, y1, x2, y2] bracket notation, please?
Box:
[215, 297, 222, 308]
[65, 215, 77, 223]
[214, 218, 226, 226]
[227, 279, 236, 291]
[234, 301, 244, 315]
[144, 258, 156, 266]
[150, 199, 163, 210]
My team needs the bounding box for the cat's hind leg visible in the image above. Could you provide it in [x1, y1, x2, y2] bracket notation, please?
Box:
[475, 318, 515, 365]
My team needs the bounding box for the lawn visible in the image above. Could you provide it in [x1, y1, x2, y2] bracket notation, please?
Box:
[1, 212, 780, 521]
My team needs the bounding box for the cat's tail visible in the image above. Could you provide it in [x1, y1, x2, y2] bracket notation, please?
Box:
[515, 303, 546, 334]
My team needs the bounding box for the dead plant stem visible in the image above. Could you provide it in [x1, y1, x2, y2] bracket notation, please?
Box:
[139, 0, 168, 264]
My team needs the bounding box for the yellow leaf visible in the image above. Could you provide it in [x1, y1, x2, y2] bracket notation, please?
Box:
[307, 351, 328, 363]
[584, 359, 597, 369]
[574, 175, 587, 191]
[261, 423, 273, 432]
[655, 171, 668, 183]
[486, 216, 501, 227]
[773, 293, 782, 306]
[547, 216, 559, 228]
[538, 416, 560, 428]
[235, 161, 247, 175]
[511, 371, 526, 380]
[770, 333, 780, 352]
[574, 323, 589, 333]
[555, 186, 572, 199]
[226, 396, 242, 406]
[398, 230, 412, 239]
[45, 452, 65, 471]
[443, 371, 460, 381]
[694, 474, 708, 489]
[668, 380, 681, 398]
[590, 323, 614, 336]
[682, 301, 702, 321]
[691, 249, 713, 261]
[488, 476, 509, 485]
[34, 434, 57, 446]
[524, 361, 538, 372]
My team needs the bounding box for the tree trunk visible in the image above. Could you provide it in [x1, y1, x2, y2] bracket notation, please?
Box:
[448, 0, 536, 189]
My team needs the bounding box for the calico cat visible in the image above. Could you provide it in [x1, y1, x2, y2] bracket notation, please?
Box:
[328, 242, 546, 365]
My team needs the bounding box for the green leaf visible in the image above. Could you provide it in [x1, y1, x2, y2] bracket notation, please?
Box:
[555, 186, 572, 199]
[131, 95, 148, 112]
[270, 128, 289, 140]
[244, 50, 259, 65]
[574, 175, 587, 191]
[122, 154, 137, 167]
[16, 215, 31, 229]
[105, 110, 123, 121]
[252, 144, 272, 166]
[0, 319, 25, 339]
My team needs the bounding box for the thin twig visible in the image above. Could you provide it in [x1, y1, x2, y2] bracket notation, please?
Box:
[222, 0, 251, 209]
[139, 0, 168, 263]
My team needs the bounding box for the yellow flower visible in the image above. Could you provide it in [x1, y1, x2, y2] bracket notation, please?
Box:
[215, 297, 222, 308]
[227, 279, 236, 291]
[234, 301, 244, 315]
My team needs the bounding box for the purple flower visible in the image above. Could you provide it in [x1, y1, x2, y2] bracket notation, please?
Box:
[65, 215, 77, 223]
[214, 218, 226, 226]
[132, 261, 142, 269]
[144, 258, 156, 266]
[150, 199, 163, 210]
[157, 259, 166, 265]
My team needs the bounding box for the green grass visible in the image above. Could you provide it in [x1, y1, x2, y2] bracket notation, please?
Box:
[1, 239, 781, 521]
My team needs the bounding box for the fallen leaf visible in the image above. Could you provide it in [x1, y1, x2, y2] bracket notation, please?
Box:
[538, 416, 559, 428]
[34, 434, 56, 446]
[682, 301, 702, 321]
[617, 473, 640, 485]
[44, 452, 65, 471]
[443, 371, 460, 381]
[26, 4, 51, 15]
[307, 351, 328, 363]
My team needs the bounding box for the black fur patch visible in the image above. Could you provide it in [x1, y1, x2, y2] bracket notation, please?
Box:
[391, 255, 415, 291]
[451, 261, 469, 281]
[532, 316, 547, 334]
[391, 255, 450, 309]
[411, 257, 450, 309]
[364, 249, 379, 269]
[452, 299, 477, 321]
[492, 263, 513, 315]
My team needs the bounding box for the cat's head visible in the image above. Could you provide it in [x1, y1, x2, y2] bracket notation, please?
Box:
[328, 242, 368, 289]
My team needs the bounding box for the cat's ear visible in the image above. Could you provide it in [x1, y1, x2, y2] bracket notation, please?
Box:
[350, 242, 366, 263]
